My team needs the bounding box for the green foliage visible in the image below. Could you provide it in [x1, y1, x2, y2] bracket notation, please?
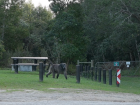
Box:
[0, 0, 26, 51]
[21, 3, 53, 56]
[1, 0, 140, 67]
[40, 48, 48, 57]
[47, 1, 88, 63]
[59, 43, 81, 63]
[0, 40, 5, 59]
[83, 0, 140, 62]
[0, 49, 32, 67]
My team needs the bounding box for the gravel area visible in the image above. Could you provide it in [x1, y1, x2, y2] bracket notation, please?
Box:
[0, 88, 140, 105]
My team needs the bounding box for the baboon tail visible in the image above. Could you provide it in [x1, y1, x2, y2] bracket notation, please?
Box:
[64, 74, 67, 80]
[65, 76, 67, 80]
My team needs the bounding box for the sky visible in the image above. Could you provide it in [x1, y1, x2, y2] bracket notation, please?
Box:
[25, 0, 51, 8]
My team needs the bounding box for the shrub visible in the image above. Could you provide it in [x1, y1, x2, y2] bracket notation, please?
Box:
[67, 64, 76, 75]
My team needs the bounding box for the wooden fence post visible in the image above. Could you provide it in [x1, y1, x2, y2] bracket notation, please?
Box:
[76, 65, 80, 83]
[39, 62, 44, 82]
[98, 68, 101, 82]
[109, 69, 112, 85]
[103, 69, 106, 84]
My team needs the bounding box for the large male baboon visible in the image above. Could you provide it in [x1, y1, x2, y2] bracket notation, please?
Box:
[46, 63, 67, 79]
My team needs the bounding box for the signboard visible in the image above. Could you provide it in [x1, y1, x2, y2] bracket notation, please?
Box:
[126, 62, 130, 65]
[117, 69, 121, 86]
[126, 62, 130, 67]
[114, 62, 119, 66]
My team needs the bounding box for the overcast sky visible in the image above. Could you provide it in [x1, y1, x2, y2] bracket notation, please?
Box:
[25, 0, 51, 8]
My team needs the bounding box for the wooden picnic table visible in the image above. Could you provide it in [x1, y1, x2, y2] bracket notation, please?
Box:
[11, 57, 48, 60]
[11, 57, 48, 73]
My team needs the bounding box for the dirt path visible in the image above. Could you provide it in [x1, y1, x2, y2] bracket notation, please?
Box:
[0, 88, 140, 102]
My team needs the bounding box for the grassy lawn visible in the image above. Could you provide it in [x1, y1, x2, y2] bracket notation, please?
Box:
[0, 70, 140, 94]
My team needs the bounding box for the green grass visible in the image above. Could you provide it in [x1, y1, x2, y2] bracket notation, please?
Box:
[0, 70, 140, 94]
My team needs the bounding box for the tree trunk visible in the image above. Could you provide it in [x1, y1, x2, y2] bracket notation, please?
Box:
[2, 1, 6, 40]
[135, 39, 140, 60]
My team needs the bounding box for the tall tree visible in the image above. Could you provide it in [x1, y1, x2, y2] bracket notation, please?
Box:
[47, 0, 88, 63]
[0, 0, 26, 51]
[83, 0, 140, 62]
[22, 2, 53, 56]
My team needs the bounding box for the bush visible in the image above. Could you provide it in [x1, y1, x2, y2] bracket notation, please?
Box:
[67, 64, 76, 75]
[0, 40, 5, 59]
[0, 49, 33, 68]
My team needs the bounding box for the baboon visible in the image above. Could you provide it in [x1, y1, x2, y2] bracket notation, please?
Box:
[46, 63, 67, 79]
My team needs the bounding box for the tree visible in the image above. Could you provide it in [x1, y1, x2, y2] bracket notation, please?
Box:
[22, 2, 53, 56]
[0, 40, 5, 59]
[47, 1, 88, 63]
[83, 0, 140, 62]
[0, 0, 27, 51]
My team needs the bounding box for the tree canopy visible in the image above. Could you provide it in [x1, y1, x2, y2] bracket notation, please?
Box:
[0, 0, 140, 66]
